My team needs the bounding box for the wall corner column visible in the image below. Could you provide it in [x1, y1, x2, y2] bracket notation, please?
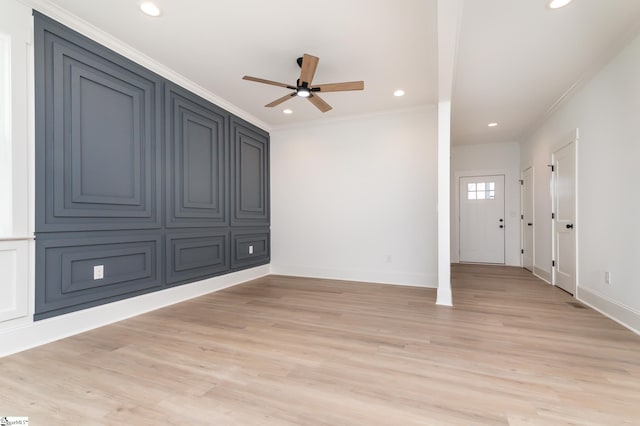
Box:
[436, 0, 463, 306]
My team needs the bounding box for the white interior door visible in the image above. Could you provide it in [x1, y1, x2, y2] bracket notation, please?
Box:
[459, 175, 505, 264]
[553, 142, 576, 294]
[521, 167, 534, 271]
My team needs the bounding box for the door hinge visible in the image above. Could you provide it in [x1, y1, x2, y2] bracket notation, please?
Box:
[552, 260, 555, 267]
[521, 249, 524, 254]
[519, 179, 524, 185]
[551, 212, 555, 219]
[521, 214, 524, 220]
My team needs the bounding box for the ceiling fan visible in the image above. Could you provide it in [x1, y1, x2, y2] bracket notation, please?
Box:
[242, 54, 364, 113]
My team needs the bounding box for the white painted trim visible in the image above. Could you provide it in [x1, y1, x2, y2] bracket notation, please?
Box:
[0, 236, 34, 241]
[550, 130, 578, 293]
[520, 166, 534, 270]
[435, 0, 463, 307]
[270, 265, 437, 288]
[436, 100, 452, 306]
[578, 287, 640, 336]
[0, 265, 270, 357]
[21, 0, 270, 132]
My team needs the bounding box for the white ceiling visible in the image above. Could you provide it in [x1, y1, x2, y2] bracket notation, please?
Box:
[29, 0, 640, 144]
[33, 0, 437, 128]
[453, 0, 640, 146]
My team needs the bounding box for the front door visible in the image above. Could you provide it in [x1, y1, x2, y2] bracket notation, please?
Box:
[553, 142, 576, 294]
[459, 175, 505, 264]
[521, 167, 534, 271]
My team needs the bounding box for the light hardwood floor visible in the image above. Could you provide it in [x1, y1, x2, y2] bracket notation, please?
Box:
[1, 264, 640, 425]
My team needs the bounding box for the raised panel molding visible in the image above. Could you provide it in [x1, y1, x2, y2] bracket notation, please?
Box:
[231, 118, 270, 226]
[166, 230, 229, 285]
[68, 63, 142, 206]
[231, 229, 270, 269]
[35, 13, 162, 232]
[34, 12, 270, 321]
[35, 232, 162, 320]
[166, 84, 228, 227]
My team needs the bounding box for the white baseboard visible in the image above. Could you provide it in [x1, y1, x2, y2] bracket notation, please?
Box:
[577, 287, 640, 336]
[270, 264, 437, 288]
[0, 265, 270, 358]
[533, 266, 552, 284]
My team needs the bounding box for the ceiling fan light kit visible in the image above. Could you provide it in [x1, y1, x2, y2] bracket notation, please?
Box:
[243, 53, 364, 113]
[296, 86, 311, 98]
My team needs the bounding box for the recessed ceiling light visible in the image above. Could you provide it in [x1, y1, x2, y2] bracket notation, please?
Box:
[140, 2, 161, 17]
[488, 122, 498, 127]
[283, 109, 293, 115]
[394, 89, 405, 97]
[548, 0, 573, 9]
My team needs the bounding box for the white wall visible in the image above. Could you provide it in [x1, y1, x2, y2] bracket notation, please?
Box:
[270, 107, 438, 287]
[0, 0, 34, 330]
[521, 31, 640, 333]
[450, 141, 521, 266]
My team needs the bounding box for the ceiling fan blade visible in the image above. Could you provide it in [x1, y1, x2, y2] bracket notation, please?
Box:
[265, 93, 296, 107]
[308, 93, 332, 113]
[311, 81, 364, 92]
[299, 54, 319, 86]
[243, 75, 295, 89]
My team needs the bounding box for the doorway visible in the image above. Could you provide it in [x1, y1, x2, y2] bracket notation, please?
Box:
[552, 141, 577, 294]
[521, 167, 534, 271]
[459, 174, 505, 264]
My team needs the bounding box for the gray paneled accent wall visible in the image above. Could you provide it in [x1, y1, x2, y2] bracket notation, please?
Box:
[231, 118, 270, 226]
[34, 12, 270, 320]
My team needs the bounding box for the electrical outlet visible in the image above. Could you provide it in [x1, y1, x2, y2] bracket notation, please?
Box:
[605, 271, 611, 285]
[94, 265, 104, 280]
[248, 245, 254, 254]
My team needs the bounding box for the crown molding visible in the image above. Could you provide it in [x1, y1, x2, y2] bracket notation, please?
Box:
[20, 0, 271, 132]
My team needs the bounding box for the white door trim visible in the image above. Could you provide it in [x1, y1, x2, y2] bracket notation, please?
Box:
[453, 168, 510, 264]
[520, 166, 534, 271]
[551, 129, 579, 295]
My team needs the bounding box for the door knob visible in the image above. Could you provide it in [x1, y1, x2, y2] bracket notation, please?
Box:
[566, 224, 574, 229]
[499, 219, 504, 222]
[527, 223, 533, 226]
[499, 225, 504, 229]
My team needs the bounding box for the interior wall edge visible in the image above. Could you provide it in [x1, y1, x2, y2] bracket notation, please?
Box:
[0, 265, 269, 358]
[269, 266, 437, 289]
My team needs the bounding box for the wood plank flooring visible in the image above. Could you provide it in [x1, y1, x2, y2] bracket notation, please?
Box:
[1, 264, 640, 425]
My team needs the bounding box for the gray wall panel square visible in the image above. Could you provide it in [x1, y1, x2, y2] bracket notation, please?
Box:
[165, 83, 228, 227]
[35, 231, 163, 320]
[230, 117, 270, 226]
[231, 229, 270, 269]
[36, 14, 162, 231]
[166, 230, 230, 284]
